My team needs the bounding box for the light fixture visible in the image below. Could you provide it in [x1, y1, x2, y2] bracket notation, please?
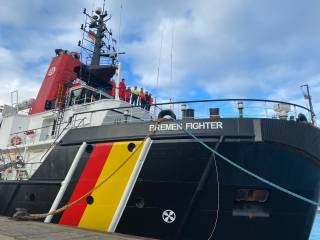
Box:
[237, 101, 244, 110]
[124, 110, 130, 123]
[237, 101, 244, 118]
[180, 104, 187, 110]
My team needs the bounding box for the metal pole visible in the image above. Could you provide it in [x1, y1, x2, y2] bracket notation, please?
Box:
[44, 142, 87, 223]
[301, 84, 316, 125]
[115, 62, 121, 100]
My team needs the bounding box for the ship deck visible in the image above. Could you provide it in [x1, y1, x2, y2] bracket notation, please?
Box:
[0, 217, 155, 240]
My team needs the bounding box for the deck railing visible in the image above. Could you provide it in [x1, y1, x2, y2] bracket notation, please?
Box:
[7, 98, 316, 148]
[72, 98, 315, 126]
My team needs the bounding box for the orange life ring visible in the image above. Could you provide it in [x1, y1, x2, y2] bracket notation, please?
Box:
[11, 136, 22, 145]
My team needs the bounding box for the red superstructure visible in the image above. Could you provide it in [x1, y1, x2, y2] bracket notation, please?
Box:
[30, 53, 80, 114]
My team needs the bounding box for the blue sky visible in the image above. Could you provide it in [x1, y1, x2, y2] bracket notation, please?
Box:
[0, 0, 319, 119]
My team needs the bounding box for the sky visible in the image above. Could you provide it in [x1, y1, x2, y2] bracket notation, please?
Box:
[0, 0, 319, 119]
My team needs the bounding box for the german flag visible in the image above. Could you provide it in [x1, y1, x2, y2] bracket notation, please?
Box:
[87, 30, 96, 41]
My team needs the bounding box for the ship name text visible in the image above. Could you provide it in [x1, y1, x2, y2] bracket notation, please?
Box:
[149, 121, 223, 132]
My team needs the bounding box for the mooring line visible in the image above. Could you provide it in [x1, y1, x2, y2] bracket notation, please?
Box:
[13, 118, 167, 220]
[176, 119, 320, 207]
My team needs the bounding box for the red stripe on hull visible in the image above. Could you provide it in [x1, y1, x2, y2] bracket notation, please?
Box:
[59, 143, 112, 226]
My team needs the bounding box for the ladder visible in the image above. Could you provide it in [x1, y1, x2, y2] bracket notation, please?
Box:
[56, 82, 65, 109]
[53, 82, 67, 138]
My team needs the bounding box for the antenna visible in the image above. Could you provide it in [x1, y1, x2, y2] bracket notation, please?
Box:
[117, 1, 125, 52]
[102, 0, 106, 13]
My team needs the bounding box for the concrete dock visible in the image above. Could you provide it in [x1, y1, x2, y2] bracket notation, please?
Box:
[0, 217, 154, 240]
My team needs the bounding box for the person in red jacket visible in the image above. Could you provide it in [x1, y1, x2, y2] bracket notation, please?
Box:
[125, 87, 132, 103]
[119, 78, 126, 100]
[139, 88, 146, 109]
[149, 94, 154, 111]
[108, 80, 116, 98]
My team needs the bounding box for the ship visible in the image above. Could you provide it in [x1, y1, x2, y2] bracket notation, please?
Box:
[0, 5, 319, 240]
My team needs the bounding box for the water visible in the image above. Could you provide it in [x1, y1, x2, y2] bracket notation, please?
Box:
[310, 214, 320, 240]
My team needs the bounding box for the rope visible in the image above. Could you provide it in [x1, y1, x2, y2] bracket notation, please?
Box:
[207, 147, 220, 240]
[13, 118, 166, 220]
[175, 119, 320, 207]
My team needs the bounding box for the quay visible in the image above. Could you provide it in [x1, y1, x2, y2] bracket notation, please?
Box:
[0, 217, 154, 240]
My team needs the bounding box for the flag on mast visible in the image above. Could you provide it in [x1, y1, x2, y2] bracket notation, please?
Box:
[87, 30, 96, 41]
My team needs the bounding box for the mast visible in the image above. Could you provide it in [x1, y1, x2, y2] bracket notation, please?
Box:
[79, 6, 125, 99]
[90, 7, 108, 66]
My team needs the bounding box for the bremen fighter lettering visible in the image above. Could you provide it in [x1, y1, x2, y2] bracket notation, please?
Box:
[149, 121, 223, 132]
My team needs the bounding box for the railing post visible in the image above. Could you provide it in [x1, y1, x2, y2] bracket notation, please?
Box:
[264, 101, 268, 118]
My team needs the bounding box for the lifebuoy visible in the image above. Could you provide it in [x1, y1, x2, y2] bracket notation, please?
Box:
[158, 109, 176, 120]
[11, 136, 22, 145]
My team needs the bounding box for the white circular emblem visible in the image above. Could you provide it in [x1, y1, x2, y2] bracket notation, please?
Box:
[48, 66, 56, 76]
[162, 210, 176, 223]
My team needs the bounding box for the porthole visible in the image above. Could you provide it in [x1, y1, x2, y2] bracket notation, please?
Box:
[86, 196, 94, 205]
[135, 197, 145, 208]
[86, 145, 93, 153]
[127, 143, 136, 152]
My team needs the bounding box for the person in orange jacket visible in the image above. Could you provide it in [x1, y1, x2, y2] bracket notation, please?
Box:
[139, 88, 146, 109]
[125, 87, 132, 103]
[119, 78, 126, 100]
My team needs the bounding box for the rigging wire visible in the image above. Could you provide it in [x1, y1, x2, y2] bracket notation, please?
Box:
[169, 24, 175, 101]
[155, 29, 164, 89]
[117, 0, 125, 52]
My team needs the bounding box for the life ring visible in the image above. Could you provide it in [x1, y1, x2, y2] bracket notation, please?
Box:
[158, 109, 176, 120]
[11, 136, 22, 145]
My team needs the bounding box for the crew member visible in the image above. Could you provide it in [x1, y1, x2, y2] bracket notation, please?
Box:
[145, 91, 150, 111]
[119, 78, 126, 100]
[149, 94, 154, 111]
[108, 80, 116, 98]
[131, 86, 139, 105]
[125, 87, 132, 103]
[140, 88, 146, 109]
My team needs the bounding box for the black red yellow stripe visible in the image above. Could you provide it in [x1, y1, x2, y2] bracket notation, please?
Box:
[58, 141, 145, 231]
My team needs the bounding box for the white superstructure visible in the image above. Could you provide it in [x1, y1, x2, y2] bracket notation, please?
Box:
[0, 84, 151, 180]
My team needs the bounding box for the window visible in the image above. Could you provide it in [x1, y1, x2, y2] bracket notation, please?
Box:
[233, 189, 270, 218]
[236, 189, 269, 203]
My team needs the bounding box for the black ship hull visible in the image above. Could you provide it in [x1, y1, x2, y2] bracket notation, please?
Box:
[0, 118, 319, 240]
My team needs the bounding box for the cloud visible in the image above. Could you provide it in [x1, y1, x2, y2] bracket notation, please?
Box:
[0, 0, 319, 120]
[114, 0, 320, 121]
[0, 0, 93, 104]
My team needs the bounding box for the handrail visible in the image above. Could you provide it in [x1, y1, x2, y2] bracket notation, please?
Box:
[8, 98, 315, 137]
[72, 98, 313, 118]
[9, 118, 85, 136]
